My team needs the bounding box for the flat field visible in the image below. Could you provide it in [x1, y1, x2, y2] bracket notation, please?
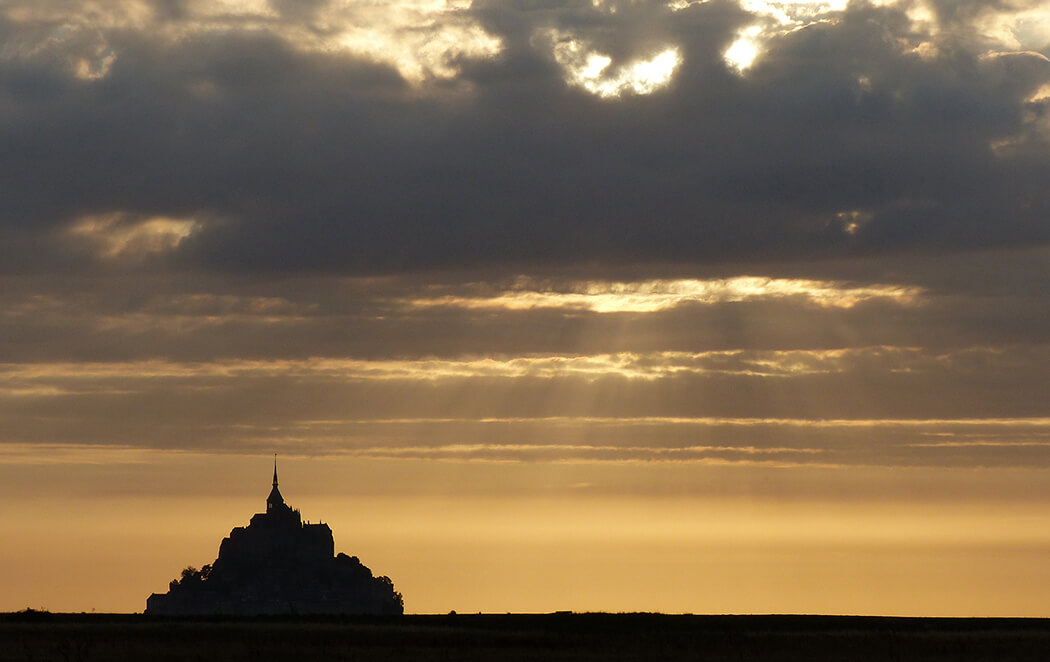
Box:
[2, 612, 1049, 661]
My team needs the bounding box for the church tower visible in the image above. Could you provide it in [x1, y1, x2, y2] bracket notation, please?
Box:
[267, 454, 285, 513]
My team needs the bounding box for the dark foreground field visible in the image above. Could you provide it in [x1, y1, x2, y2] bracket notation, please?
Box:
[3, 612, 1049, 661]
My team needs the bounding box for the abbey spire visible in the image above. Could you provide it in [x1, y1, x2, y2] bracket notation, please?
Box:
[267, 454, 285, 513]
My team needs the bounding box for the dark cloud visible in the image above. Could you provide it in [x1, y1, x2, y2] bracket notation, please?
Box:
[268, 0, 329, 23]
[0, 1, 1047, 274]
[3, 242, 1050, 364]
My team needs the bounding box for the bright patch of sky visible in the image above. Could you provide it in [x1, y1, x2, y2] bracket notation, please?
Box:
[321, 0, 502, 81]
[544, 30, 681, 98]
[1, 0, 503, 83]
[405, 277, 922, 313]
[707, 0, 1050, 74]
[713, 0, 873, 73]
[6, 0, 1046, 86]
[978, 5, 1050, 53]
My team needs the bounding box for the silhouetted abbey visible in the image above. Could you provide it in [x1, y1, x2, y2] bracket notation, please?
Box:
[145, 460, 403, 615]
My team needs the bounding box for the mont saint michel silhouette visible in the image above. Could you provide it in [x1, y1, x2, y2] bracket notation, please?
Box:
[145, 460, 403, 615]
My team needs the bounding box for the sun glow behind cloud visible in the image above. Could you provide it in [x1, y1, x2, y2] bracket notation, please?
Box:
[0, 0, 503, 83]
[67, 213, 200, 259]
[975, 5, 1050, 53]
[328, 0, 503, 82]
[406, 277, 922, 312]
[8, 0, 1047, 91]
[543, 30, 681, 97]
[710, 0, 1050, 76]
[0, 347, 918, 383]
[5, 342, 1050, 468]
[723, 24, 763, 72]
[714, 0, 863, 74]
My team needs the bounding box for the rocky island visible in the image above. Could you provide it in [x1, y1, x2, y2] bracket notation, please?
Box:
[145, 461, 403, 615]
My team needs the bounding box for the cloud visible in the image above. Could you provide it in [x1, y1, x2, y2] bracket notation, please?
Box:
[0, 0, 1047, 275]
[1, 0, 1049, 475]
[3, 249, 1050, 370]
[67, 213, 201, 260]
[3, 340, 1050, 468]
[402, 276, 923, 311]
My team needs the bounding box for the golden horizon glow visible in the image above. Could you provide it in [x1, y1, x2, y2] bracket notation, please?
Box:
[8, 471, 1050, 615]
[294, 415, 1050, 428]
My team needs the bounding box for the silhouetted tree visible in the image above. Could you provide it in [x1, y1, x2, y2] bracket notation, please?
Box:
[175, 564, 212, 587]
[376, 576, 404, 610]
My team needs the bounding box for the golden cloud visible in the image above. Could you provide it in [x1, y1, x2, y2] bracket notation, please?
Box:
[67, 213, 200, 260]
[404, 277, 923, 312]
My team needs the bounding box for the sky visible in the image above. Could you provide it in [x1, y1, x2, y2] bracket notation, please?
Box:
[2, 0, 1050, 616]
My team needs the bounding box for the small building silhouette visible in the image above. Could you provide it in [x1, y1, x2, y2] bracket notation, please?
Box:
[145, 459, 403, 615]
